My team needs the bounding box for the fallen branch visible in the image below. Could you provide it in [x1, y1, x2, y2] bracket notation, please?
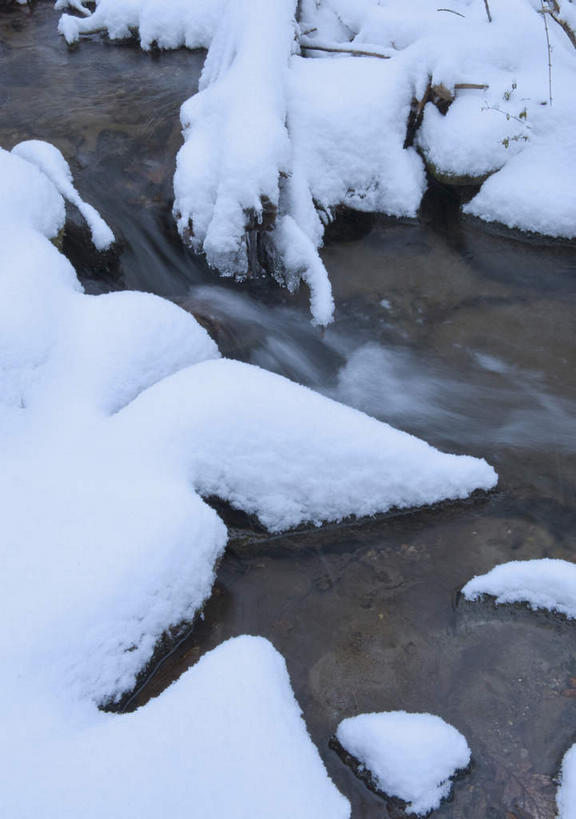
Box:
[454, 82, 489, 90]
[300, 37, 391, 59]
[436, 8, 466, 17]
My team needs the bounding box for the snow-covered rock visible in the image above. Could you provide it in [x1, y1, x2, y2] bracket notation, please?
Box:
[462, 558, 576, 619]
[336, 711, 471, 815]
[3, 635, 351, 819]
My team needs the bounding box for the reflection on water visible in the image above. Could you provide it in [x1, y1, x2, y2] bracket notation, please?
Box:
[2, 4, 576, 818]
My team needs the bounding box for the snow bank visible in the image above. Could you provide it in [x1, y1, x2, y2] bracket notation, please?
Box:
[57, 0, 576, 319]
[57, 0, 226, 50]
[336, 711, 471, 815]
[462, 558, 576, 619]
[0, 139, 499, 816]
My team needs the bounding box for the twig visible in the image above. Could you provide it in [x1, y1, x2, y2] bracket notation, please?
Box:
[484, 0, 493, 22]
[454, 82, 489, 89]
[482, 105, 532, 127]
[300, 38, 391, 59]
[436, 8, 466, 17]
[541, 0, 553, 104]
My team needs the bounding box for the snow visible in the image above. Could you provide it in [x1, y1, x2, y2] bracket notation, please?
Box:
[56, 0, 576, 320]
[462, 558, 576, 619]
[2, 636, 351, 819]
[0, 139, 497, 816]
[115, 356, 497, 532]
[287, 55, 425, 218]
[0, 147, 349, 818]
[55, 0, 576, 321]
[12, 140, 115, 250]
[558, 743, 576, 819]
[336, 711, 471, 815]
[174, 0, 295, 281]
[57, 0, 226, 50]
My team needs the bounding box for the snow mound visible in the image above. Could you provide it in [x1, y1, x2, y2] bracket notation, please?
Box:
[3, 636, 351, 819]
[336, 711, 471, 815]
[462, 558, 576, 619]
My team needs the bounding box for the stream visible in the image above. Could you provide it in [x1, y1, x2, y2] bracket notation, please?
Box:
[2, 3, 576, 817]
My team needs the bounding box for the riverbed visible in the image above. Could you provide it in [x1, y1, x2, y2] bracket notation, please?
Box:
[2, 4, 576, 816]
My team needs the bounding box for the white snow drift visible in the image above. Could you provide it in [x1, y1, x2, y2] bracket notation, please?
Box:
[336, 711, 471, 815]
[0, 140, 496, 816]
[55, 0, 576, 322]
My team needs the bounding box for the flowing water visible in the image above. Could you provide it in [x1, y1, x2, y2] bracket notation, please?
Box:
[2, 4, 576, 816]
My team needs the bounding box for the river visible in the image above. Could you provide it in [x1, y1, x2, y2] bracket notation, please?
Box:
[2, 3, 576, 816]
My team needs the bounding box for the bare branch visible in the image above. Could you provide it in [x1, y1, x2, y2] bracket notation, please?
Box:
[300, 38, 391, 59]
[436, 8, 466, 17]
[541, 7, 576, 49]
[541, 0, 554, 104]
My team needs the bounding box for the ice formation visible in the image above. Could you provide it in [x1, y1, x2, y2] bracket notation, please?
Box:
[0, 141, 497, 815]
[336, 711, 471, 815]
[55, 0, 576, 323]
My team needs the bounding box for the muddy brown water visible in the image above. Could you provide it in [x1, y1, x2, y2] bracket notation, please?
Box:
[2, 4, 576, 817]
